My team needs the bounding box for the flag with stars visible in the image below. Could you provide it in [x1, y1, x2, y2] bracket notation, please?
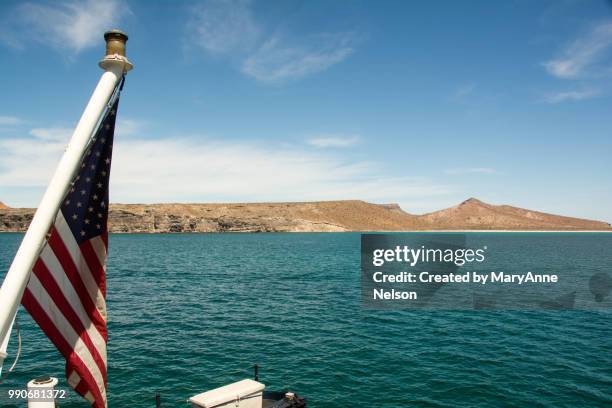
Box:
[21, 95, 120, 408]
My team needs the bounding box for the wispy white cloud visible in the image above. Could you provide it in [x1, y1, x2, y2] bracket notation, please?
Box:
[542, 88, 600, 103]
[241, 33, 355, 83]
[2, 0, 129, 53]
[187, 0, 357, 83]
[26, 118, 143, 142]
[0, 116, 23, 126]
[0, 135, 66, 186]
[30, 127, 72, 142]
[445, 167, 497, 175]
[450, 83, 476, 101]
[116, 119, 146, 137]
[187, 0, 260, 54]
[110, 138, 450, 204]
[307, 135, 360, 148]
[0, 130, 453, 207]
[543, 21, 612, 79]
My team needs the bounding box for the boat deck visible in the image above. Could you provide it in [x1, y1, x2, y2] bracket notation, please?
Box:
[262, 391, 306, 408]
[263, 399, 280, 408]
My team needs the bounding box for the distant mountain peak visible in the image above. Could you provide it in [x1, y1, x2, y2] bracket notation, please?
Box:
[422, 198, 610, 230]
[0, 201, 8, 209]
[460, 197, 484, 206]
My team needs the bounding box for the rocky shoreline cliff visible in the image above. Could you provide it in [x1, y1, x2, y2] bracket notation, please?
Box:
[1, 199, 610, 233]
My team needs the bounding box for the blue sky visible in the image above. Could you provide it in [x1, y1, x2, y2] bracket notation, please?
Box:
[0, 0, 611, 221]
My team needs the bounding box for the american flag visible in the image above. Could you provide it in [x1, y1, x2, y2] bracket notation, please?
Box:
[21, 95, 120, 408]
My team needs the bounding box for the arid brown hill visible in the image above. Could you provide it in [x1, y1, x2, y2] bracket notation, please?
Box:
[420, 198, 611, 230]
[0, 201, 8, 209]
[0, 199, 610, 232]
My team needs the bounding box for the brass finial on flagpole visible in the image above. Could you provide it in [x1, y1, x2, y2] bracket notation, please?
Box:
[99, 29, 134, 72]
[104, 29, 128, 57]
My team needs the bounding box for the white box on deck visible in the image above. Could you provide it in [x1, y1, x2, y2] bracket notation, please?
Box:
[190, 379, 265, 408]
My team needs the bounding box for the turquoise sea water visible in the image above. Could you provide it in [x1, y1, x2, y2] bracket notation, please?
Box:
[0, 233, 611, 407]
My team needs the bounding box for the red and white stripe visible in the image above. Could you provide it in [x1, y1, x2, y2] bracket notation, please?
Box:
[22, 212, 108, 408]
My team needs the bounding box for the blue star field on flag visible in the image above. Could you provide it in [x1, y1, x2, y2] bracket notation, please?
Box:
[61, 98, 117, 244]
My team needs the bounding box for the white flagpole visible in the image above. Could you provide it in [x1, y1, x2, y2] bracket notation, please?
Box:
[0, 319, 14, 376]
[0, 30, 133, 372]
